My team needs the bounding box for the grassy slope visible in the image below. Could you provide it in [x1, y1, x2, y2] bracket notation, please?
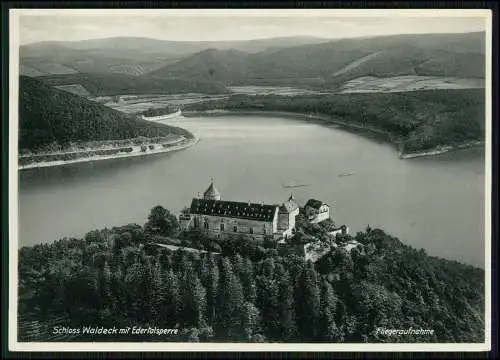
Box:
[19, 76, 192, 152]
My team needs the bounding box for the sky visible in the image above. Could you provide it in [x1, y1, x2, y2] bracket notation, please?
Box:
[15, 10, 489, 45]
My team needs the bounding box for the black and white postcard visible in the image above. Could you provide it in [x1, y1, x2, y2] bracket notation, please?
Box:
[7, 8, 493, 353]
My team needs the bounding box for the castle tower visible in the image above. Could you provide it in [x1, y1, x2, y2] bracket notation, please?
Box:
[203, 178, 221, 201]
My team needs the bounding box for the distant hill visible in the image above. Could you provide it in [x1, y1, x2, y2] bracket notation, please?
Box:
[19, 36, 330, 76]
[36, 73, 229, 97]
[152, 32, 485, 87]
[20, 44, 180, 77]
[147, 48, 251, 82]
[18, 76, 191, 152]
[35, 35, 331, 54]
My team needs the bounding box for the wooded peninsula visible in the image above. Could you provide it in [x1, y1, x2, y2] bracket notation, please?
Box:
[183, 90, 485, 157]
[18, 205, 485, 343]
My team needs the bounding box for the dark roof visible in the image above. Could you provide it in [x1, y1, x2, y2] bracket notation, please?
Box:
[279, 204, 289, 213]
[305, 199, 325, 209]
[190, 198, 278, 222]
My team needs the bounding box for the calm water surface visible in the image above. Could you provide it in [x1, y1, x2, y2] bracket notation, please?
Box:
[19, 115, 485, 268]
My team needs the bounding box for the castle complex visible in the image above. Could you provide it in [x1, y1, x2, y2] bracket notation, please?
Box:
[179, 180, 333, 241]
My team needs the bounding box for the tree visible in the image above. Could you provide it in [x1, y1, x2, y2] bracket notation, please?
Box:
[215, 258, 245, 340]
[276, 264, 298, 341]
[96, 261, 112, 311]
[109, 265, 125, 317]
[147, 260, 164, 324]
[200, 254, 219, 324]
[256, 270, 280, 340]
[319, 280, 341, 341]
[295, 265, 321, 341]
[179, 267, 207, 328]
[351, 281, 403, 340]
[144, 205, 179, 237]
[241, 301, 262, 341]
[123, 257, 146, 321]
[161, 268, 180, 327]
[239, 258, 257, 303]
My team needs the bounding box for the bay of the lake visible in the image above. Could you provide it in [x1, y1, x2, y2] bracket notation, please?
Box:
[18, 115, 485, 268]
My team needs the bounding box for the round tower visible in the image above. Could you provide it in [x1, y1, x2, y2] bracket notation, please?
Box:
[203, 178, 221, 201]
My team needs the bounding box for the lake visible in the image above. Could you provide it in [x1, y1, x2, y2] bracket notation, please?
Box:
[18, 115, 485, 268]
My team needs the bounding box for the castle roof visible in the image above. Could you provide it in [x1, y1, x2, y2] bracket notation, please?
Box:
[190, 198, 277, 222]
[203, 181, 220, 199]
[280, 195, 299, 213]
[305, 198, 326, 209]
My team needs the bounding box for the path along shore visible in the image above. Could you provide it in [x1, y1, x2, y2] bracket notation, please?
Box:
[18, 135, 199, 170]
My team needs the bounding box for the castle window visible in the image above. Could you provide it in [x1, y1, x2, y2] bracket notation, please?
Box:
[204, 220, 209, 230]
[249, 228, 253, 234]
[233, 226, 237, 232]
[220, 223, 225, 231]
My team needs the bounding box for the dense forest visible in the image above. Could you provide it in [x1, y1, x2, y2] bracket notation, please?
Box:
[18, 76, 193, 153]
[37, 73, 229, 96]
[18, 205, 485, 343]
[184, 90, 485, 154]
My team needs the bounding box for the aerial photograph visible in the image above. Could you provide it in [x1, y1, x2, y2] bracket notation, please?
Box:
[10, 9, 490, 350]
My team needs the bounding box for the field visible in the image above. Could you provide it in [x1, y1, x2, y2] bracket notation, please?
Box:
[228, 86, 324, 96]
[101, 94, 230, 114]
[54, 84, 92, 97]
[340, 76, 484, 93]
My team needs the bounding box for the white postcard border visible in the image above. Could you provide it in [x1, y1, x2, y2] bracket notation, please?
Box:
[8, 8, 493, 353]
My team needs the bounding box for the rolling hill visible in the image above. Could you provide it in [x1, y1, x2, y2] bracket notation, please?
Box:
[19, 36, 330, 76]
[150, 32, 486, 87]
[147, 48, 251, 82]
[18, 76, 191, 152]
[20, 43, 180, 77]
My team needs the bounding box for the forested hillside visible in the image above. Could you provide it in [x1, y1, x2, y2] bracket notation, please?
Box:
[18, 205, 485, 342]
[184, 89, 485, 155]
[19, 76, 192, 153]
[37, 73, 229, 96]
[151, 32, 485, 87]
[148, 48, 251, 83]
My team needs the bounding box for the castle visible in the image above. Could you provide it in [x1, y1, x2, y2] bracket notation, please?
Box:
[179, 180, 332, 241]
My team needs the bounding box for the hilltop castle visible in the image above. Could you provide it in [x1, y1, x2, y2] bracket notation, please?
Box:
[179, 179, 332, 241]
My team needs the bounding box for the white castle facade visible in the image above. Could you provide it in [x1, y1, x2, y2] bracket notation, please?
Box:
[179, 180, 334, 241]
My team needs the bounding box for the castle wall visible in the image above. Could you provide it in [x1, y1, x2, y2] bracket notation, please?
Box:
[289, 208, 300, 229]
[189, 214, 275, 240]
[306, 204, 330, 223]
[277, 212, 289, 231]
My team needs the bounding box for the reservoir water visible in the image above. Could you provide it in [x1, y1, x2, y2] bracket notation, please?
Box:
[18, 115, 485, 268]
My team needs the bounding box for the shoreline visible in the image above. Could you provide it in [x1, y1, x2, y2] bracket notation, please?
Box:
[183, 109, 483, 159]
[18, 136, 199, 171]
[183, 109, 390, 137]
[398, 140, 484, 159]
